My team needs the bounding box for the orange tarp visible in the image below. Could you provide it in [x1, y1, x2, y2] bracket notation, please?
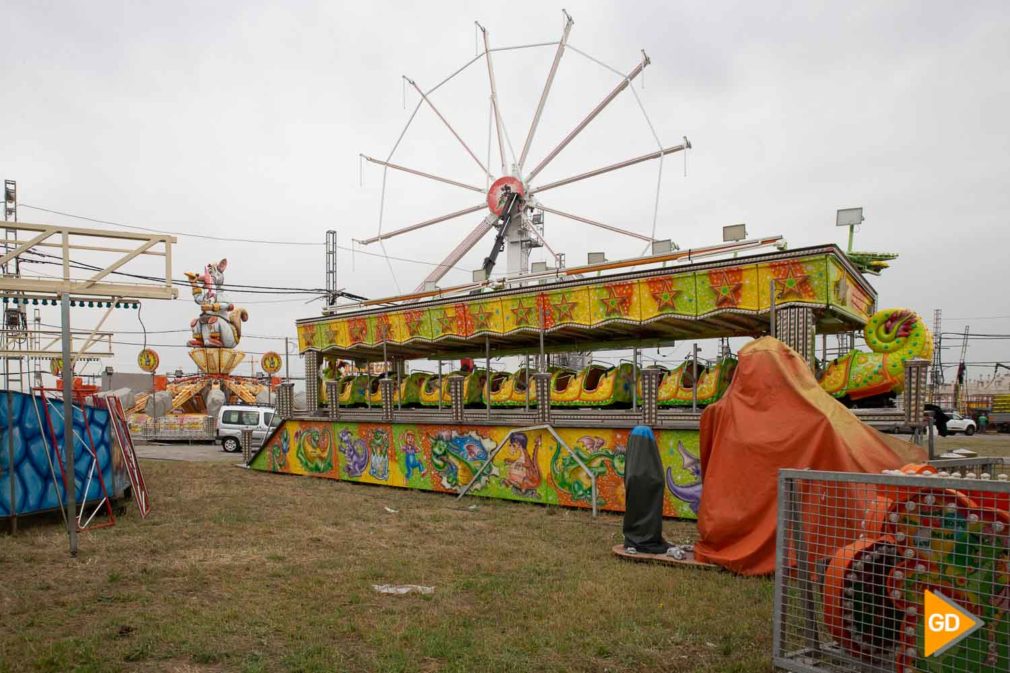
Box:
[693, 337, 924, 575]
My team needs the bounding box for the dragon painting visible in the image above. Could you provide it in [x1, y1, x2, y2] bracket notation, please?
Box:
[294, 428, 332, 473]
[430, 430, 493, 491]
[337, 428, 369, 478]
[665, 441, 702, 514]
[549, 435, 626, 506]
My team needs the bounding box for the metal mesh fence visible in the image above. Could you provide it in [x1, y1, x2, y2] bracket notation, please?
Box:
[774, 462, 1010, 673]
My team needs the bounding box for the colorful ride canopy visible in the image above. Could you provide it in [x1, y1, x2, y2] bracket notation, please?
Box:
[297, 245, 876, 360]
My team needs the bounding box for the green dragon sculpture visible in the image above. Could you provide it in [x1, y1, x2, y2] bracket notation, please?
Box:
[818, 308, 933, 404]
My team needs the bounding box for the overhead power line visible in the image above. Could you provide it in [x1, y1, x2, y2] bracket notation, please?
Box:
[20, 203, 471, 270]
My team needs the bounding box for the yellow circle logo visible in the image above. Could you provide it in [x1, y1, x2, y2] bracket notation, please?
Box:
[261, 351, 282, 374]
[137, 348, 160, 372]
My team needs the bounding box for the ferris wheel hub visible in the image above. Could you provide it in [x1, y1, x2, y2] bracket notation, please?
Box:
[487, 176, 526, 216]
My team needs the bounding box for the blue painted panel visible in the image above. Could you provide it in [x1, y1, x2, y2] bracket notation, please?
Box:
[0, 391, 125, 517]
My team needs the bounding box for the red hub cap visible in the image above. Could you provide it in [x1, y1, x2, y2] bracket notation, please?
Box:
[487, 176, 525, 216]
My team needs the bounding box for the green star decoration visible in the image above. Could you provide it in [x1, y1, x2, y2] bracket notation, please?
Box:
[551, 293, 578, 322]
[512, 299, 539, 327]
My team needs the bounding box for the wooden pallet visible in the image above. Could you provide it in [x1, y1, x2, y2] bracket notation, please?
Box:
[611, 544, 719, 570]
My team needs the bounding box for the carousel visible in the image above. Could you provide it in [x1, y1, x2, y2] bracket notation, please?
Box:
[127, 259, 274, 439]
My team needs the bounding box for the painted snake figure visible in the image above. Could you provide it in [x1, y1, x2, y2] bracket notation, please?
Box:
[550, 435, 625, 505]
[294, 428, 332, 473]
[819, 308, 933, 403]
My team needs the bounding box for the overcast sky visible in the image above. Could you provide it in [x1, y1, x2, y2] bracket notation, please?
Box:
[3, 1, 1009, 383]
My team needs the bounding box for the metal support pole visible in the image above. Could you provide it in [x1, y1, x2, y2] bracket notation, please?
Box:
[524, 353, 530, 411]
[769, 279, 777, 338]
[284, 337, 290, 381]
[365, 361, 371, 409]
[538, 302, 546, 373]
[485, 335, 491, 420]
[631, 346, 639, 413]
[437, 360, 443, 410]
[926, 411, 936, 461]
[7, 388, 15, 533]
[60, 294, 78, 556]
[691, 343, 698, 413]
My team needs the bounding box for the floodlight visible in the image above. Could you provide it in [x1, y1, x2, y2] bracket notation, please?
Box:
[587, 252, 607, 265]
[472, 268, 488, 283]
[651, 239, 674, 255]
[531, 261, 549, 273]
[423, 280, 438, 292]
[531, 211, 544, 226]
[722, 224, 747, 242]
[836, 208, 864, 227]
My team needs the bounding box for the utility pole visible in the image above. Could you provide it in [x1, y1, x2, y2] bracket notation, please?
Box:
[929, 308, 943, 402]
[60, 293, 78, 556]
[325, 230, 338, 309]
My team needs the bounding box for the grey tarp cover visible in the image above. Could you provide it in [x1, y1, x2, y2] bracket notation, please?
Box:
[622, 425, 669, 553]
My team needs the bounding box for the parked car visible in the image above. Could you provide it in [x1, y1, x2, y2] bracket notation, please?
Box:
[941, 411, 977, 436]
[217, 405, 279, 452]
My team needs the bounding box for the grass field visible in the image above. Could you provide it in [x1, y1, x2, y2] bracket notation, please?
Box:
[2, 433, 1007, 673]
[0, 460, 773, 673]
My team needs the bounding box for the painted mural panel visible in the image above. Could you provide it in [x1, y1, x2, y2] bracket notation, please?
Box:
[250, 420, 703, 519]
[0, 391, 127, 518]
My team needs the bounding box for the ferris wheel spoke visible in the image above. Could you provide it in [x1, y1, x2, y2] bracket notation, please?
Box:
[519, 10, 574, 170]
[531, 140, 690, 194]
[476, 22, 511, 174]
[357, 203, 486, 246]
[526, 54, 650, 182]
[537, 205, 653, 243]
[360, 155, 484, 193]
[405, 78, 493, 180]
[415, 214, 498, 291]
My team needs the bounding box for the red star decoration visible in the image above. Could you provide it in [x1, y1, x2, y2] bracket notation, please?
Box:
[301, 324, 318, 347]
[599, 284, 632, 317]
[771, 262, 813, 301]
[375, 317, 392, 342]
[348, 319, 368, 343]
[647, 277, 679, 311]
[404, 310, 425, 337]
[472, 303, 495, 330]
[551, 293, 578, 322]
[512, 299, 539, 327]
[708, 269, 743, 308]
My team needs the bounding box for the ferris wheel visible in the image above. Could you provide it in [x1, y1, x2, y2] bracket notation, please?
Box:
[357, 11, 690, 293]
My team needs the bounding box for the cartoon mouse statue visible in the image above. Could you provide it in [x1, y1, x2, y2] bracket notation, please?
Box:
[185, 258, 248, 349]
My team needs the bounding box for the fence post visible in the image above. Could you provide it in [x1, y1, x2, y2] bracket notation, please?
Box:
[326, 381, 340, 421]
[304, 350, 320, 414]
[241, 428, 253, 464]
[903, 358, 929, 444]
[277, 383, 294, 420]
[777, 306, 815, 369]
[640, 367, 662, 426]
[532, 372, 552, 423]
[380, 378, 396, 422]
[448, 375, 464, 423]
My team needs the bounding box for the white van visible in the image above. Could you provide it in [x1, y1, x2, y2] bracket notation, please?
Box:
[217, 405, 278, 452]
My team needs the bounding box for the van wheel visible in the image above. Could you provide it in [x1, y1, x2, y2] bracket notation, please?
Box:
[965, 426, 976, 436]
[222, 437, 241, 453]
